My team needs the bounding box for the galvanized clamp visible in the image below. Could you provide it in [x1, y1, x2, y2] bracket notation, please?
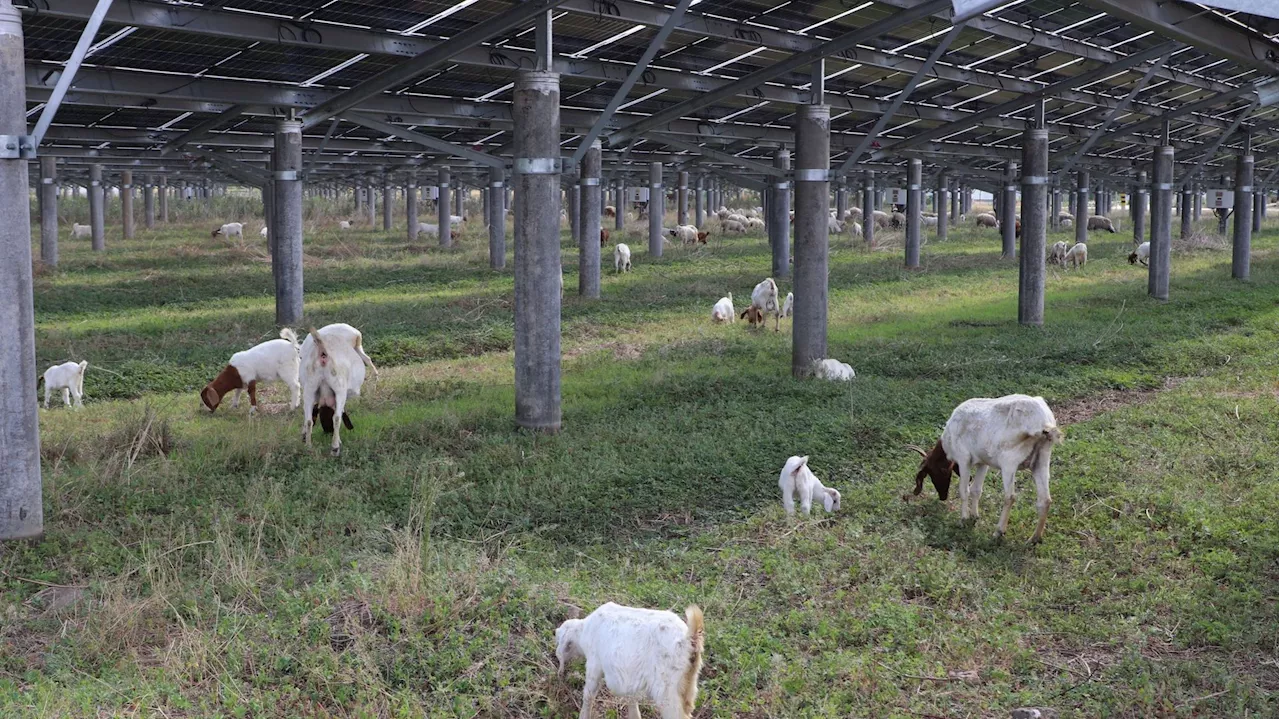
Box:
[274, 170, 299, 181]
[1022, 176, 1048, 185]
[794, 169, 829, 182]
[1153, 183, 1173, 191]
[490, 181, 504, 188]
[1239, 185, 1253, 192]
[774, 182, 790, 190]
[580, 177, 600, 186]
[515, 157, 561, 175]
[0, 135, 36, 160]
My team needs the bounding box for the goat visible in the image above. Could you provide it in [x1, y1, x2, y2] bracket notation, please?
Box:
[212, 222, 244, 239]
[555, 602, 705, 719]
[848, 221, 863, 238]
[300, 324, 378, 456]
[921, 214, 938, 229]
[201, 329, 301, 415]
[1048, 241, 1068, 265]
[745, 217, 766, 232]
[1014, 218, 1022, 238]
[1064, 241, 1087, 268]
[668, 225, 700, 244]
[1128, 241, 1150, 266]
[599, 228, 610, 248]
[812, 358, 855, 381]
[416, 222, 440, 238]
[603, 205, 617, 218]
[889, 211, 906, 230]
[259, 226, 268, 238]
[780, 292, 794, 320]
[449, 214, 465, 226]
[614, 243, 632, 273]
[872, 210, 891, 229]
[742, 277, 782, 331]
[339, 220, 353, 230]
[973, 213, 999, 229]
[70, 223, 91, 239]
[722, 219, 747, 234]
[711, 293, 734, 323]
[911, 394, 1063, 543]
[779, 455, 840, 515]
[1086, 215, 1116, 233]
[41, 360, 88, 409]
[827, 216, 844, 233]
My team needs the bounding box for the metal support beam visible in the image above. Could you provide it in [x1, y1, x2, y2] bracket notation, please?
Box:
[161, 104, 246, 155]
[1001, 161, 1016, 258]
[89, 161, 104, 250]
[304, 117, 340, 181]
[648, 162, 663, 258]
[438, 166, 451, 248]
[651, 134, 786, 177]
[345, 113, 505, 168]
[906, 158, 922, 268]
[28, 0, 113, 146]
[38, 155, 57, 266]
[489, 167, 505, 269]
[1079, 0, 1277, 75]
[1177, 101, 1259, 188]
[1059, 52, 1170, 177]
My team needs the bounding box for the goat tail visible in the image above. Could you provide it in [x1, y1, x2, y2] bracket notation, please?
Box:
[680, 605, 705, 714]
[280, 327, 299, 348]
[307, 326, 328, 356]
[77, 361, 88, 398]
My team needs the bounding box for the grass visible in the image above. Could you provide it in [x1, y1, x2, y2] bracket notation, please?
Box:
[2, 199, 1276, 718]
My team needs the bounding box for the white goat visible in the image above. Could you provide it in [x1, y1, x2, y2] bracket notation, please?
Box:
[780, 291, 794, 319]
[339, 220, 352, 230]
[1064, 241, 1088, 268]
[259, 226, 268, 238]
[940, 394, 1063, 543]
[745, 217, 766, 232]
[722, 219, 747, 234]
[300, 324, 378, 456]
[848, 221, 863, 238]
[742, 277, 781, 331]
[827, 216, 844, 233]
[711, 293, 734, 323]
[556, 602, 705, 719]
[614, 243, 632, 273]
[42, 360, 88, 409]
[416, 222, 440, 238]
[201, 328, 301, 415]
[668, 225, 699, 243]
[70, 223, 91, 239]
[1128, 241, 1150, 266]
[1048, 241, 1068, 265]
[779, 455, 840, 516]
[921, 214, 938, 228]
[449, 214, 465, 226]
[812, 358, 855, 381]
[212, 222, 244, 239]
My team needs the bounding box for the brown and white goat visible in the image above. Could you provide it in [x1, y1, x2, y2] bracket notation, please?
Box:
[300, 324, 378, 456]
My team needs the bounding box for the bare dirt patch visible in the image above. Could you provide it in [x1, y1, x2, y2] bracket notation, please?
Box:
[1055, 377, 1188, 425]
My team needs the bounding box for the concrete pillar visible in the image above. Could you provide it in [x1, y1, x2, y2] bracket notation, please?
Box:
[569, 183, 581, 248]
[273, 119, 304, 325]
[835, 176, 847, 221]
[512, 70, 561, 433]
[770, 148, 791, 277]
[1001, 161, 1017, 258]
[1075, 170, 1089, 246]
[1050, 185, 1061, 230]
[905, 159, 922, 268]
[366, 183, 376, 225]
[950, 180, 959, 224]
[1148, 145, 1173, 300]
[121, 169, 135, 240]
[1133, 171, 1147, 244]
[489, 167, 505, 269]
[0, 0, 42, 540]
[263, 179, 275, 256]
[694, 175, 704, 228]
[648, 162, 663, 258]
[1019, 127, 1047, 326]
[1232, 149, 1253, 280]
[355, 181, 364, 215]
[39, 155, 57, 267]
[1216, 175, 1229, 235]
[89, 162, 105, 251]
[143, 175, 155, 230]
[382, 173, 392, 231]
[677, 170, 689, 226]
[406, 173, 419, 243]
[159, 175, 168, 222]
[438, 166, 451, 248]
[936, 169, 949, 243]
[1179, 186, 1193, 239]
[615, 179, 625, 231]
[579, 141, 602, 299]
[862, 170, 875, 246]
[793, 104, 830, 376]
[1094, 187, 1103, 216]
[1193, 183, 1202, 221]
[454, 182, 464, 217]
[1252, 191, 1263, 233]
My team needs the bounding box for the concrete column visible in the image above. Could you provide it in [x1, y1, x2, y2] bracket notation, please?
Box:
[950, 180, 959, 224]
[263, 179, 275, 256]
[1193, 183, 1202, 221]
[1001, 161, 1017, 258]
[366, 183, 376, 225]
[1050, 185, 1061, 230]
[1019, 128, 1047, 326]
[1094, 188, 1103, 216]
[694, 175, 704, 228]
[1075, 170, 1089, 246]
[382, 173, 392, 230]
[936, 169, 948, 243]
[770, 148, 791, 276]
[1252, 191, 1263, 233]
[615, 179, 625, 231]
[438, 166, 451, 248]
[835, 176, 847, 221]
[406, 173, 419, 243]
[159, 175, 168, 222]
[454, 182, 464, 217]
[489, 167, 505, 269]
[38, 155, 58, 267]
[1148, 145, 1173, 300]
[143, 175, 155, 230]
[355, 181, 364, 215]
[512, 70, 561, 433]
[273, 120, 304, 325]
[1232, 149, 1253, 280]
[905, 159, 922, 268]
[89, 162, 105, 251]
[1133, 171, 1147, 244]
[121, 169, 135, 240]
[0, 0, 42, 540]
[1179, 186, 1193, 239]
[569, 183, 581, 249]
[677, 170, 689, 226]
[579, 141, 602, 299]
[793, 104, 830, 376]
[648, 162, 663, 258]
[862, 171, 875, 246]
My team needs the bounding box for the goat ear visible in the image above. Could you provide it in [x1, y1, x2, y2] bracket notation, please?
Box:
[912, 468, 926, 496]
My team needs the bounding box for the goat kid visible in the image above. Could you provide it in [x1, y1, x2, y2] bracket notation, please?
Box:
[779, 455, 840, 516]
[614, 243, 632, 273]
[42, 360, 88, 409]
[212, 222, 244, 239]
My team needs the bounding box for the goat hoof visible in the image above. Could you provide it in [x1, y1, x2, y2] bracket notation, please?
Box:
[993, 531, 1005, 543]
[331, 447, 342, 457]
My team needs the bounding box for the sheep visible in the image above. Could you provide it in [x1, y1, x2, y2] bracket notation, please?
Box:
[780, 291, 794, 319]
[212, 222, 244, 239]
[41, 360, 88, 409]
[715, 207, 731, 221]
[416, 222, 440, 238]
[827, 216, 844, 233]
[711, 292, 734, 323]
[812, 358, 855, 381]
[668, 225, 702, 244]
[779, 455, 840, 516]
[300, 323, 378, 456]
[746, 207, 761, 218]
[555, 602, 705, 719]
[909, 394, 1063, 543]
[872, 210, 891, 229]
[921, 214, 938, 229]
[741, 277, 782, 331]
[449, 214, 465, 226]
[1087, 215, 1116, 233]
[259, 226, 268, 238]
[604, 205, 617, 218]
[889, 211, 906, 230]
[848, 221, 863, 238]
[745, 217, 766, 232]
[1064, 241, 1088, 268]
[339, 220, 353, 230]
[614, 243, 632, 273]
[1060, 217, 1073, 229]
[70, 223, 91, 239]
[844, 206, 863, 222]
[724, 213, 748, 225]
[973, 213, 999, 229]
[1048, 241, 1068, 265]
[722, 219, 747, 234]
[1128, 241, 1150, 266]
[201, 329, 301, 415]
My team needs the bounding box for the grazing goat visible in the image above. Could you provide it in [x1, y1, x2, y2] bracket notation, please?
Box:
[339, 220, 353, 230]
[812, 358, 855, 381]
[921, 214, 938, 229]
[1060, 217, 1073, 229]
[201, 329, 301, 415]
[912, 394, 1063, 543]
[780, 292, 794, 320]
[1128, 241, 1150, 266]
[872, 210, 891, 229]
[974, 213, 999, 229]
[779, 455, 840, 516]
[259, 226, 268, 238]
[70, 223, 91, 239]
[603, 205, 617, 218]
[614, 243, 632, 273]
[1064, 241, 1087, 268]
[889, 211, 906, 230]
[848, 221, 863, 238]
[416, 222, 440, 238]
[212, 222, 244, 239]
[1048, 241, 1068, 265]
[827, 216, 844, 233]
[599, 228, 610, 248]
[668, 225, 704, 244]
[42, 360, 88, 409]
[1087, 215, 1116, 233]
[300, 324, 378, 456]
[711, 293, 734, 323]
[722, 219, 747, 234]
[741, 277, 782, 331]
[555, 602, 705, 719]
[745, 217, 766, 232]
[449, 214, 465, 226]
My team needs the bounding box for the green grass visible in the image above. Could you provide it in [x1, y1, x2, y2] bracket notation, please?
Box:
[3, 205, 1276, 718]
